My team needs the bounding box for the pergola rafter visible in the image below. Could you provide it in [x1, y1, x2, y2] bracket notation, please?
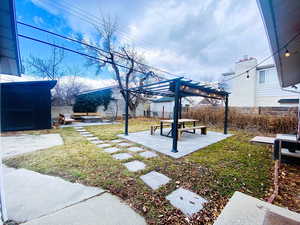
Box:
[124, 77, 230, 153]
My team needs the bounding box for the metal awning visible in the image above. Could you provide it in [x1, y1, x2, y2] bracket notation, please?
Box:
[124, 78, 230, 153]
[257, 0, 300, 87]
[129, 77, 228, 99]
[0, 0, 21, 76]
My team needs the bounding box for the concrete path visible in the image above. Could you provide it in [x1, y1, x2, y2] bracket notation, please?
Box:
[1, 134, 63, 158]
[23, 194, 146, 225]
[3, 166, 146, 225]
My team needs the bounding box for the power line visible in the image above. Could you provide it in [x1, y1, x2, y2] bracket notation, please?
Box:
[32, 0, 189, 79]
[18, 34, 155, 76]
[34, 0, 156, 51]
[17, 21, 184, 79]
[220, 30, 300, 84]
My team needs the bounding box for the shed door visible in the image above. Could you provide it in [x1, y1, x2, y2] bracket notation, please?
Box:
[3, 89, 35, 131]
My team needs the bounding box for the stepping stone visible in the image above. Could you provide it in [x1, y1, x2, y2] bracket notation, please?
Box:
[90, 140, 104, 144]
[86, 137, 98, 141]
[76, 129, 86, 132]
[110, 139, 123, 143]
[80, 132, 90, 135]
[97, 144, 111, 148]
[118, 143, 131, 147]
[166, 188, 207, 217]
[138, 151, 158, 159]
[104, 147, 120, 154]
[81, 134, 93, 137]
[127, 147, 144, 152]
[140, 171, 170, 190]
[123, 160, 146, 172]
[112, 153, 132, 160]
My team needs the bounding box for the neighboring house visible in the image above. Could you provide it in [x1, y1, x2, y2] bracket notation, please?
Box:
[76, 85, 147, 117]
[150, 97, 191, 118]
[222, 56, 299, 107]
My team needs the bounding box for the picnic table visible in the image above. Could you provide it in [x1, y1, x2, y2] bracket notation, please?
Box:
[159, 119, 199, 138]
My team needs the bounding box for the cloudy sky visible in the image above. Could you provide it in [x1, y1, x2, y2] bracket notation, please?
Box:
[16, 0, 272, 87]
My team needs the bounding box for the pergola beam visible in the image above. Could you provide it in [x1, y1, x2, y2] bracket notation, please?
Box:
[125, 77, 230, 153]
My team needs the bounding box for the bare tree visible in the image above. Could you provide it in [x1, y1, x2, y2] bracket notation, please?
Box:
[79, 15, 159, 115]
[26, 47, 88, 105]
[26, 44, 65, 80]
[52, 75, 89, 106]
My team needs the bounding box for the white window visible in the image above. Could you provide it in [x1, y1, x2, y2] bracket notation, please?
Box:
[259, 70, 266, 84]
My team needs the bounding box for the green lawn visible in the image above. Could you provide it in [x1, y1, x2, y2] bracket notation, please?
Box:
[5, 118, 272, 225]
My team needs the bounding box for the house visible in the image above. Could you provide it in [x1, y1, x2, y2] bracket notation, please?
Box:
[222, 56, 299, 107]
[76, 85, 147, 118]
[150, 97, 192, 118]
[214, 0, 300, 224]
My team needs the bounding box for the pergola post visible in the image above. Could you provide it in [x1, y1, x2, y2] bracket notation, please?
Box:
[124, 89, 129, 136]
[179, 97, 182, 119]
[224, 94, 229, 134]
[172, 79, 181, 153]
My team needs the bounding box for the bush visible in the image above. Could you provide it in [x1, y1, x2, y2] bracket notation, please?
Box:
[183, 106, 298, 134]
[73, 89, 113, 112]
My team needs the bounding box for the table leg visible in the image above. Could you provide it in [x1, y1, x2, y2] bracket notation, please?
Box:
[193, 121, 196, 133]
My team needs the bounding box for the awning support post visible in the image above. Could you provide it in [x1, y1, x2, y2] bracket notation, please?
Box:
[172, 79, 180, 153]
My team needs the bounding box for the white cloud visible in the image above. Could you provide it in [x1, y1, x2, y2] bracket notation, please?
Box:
[29, 0, 272, 82]
[33, 16, 44, 25]
[0, 73, 116, 90]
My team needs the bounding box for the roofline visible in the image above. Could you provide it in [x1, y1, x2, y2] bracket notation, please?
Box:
[151, 97, 174, 103]
[222, 72, 235, 76]
[256, 64, 275, 70]
[11, 0, 21, 76]
[78, 85, 118, 95]
[0, 80, 57, 89]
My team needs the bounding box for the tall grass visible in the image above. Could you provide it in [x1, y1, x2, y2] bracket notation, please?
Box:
[183, 107, 298, 134]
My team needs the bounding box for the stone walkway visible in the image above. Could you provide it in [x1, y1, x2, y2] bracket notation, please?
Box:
[77, 127, 208, 217]
[4, 166, 146, 225]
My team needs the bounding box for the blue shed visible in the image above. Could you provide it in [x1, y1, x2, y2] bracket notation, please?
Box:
[1, 80, 57, 131]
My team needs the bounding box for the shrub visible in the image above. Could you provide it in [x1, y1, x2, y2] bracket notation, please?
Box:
[183, 106, 298, 134]
[73, 89, 113, 112]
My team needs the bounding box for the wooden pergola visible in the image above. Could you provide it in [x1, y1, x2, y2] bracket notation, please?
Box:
[124, 77, 230, 153]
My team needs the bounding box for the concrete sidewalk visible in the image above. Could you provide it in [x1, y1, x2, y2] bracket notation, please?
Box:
[3, 166, 146, 225]
[1, 134, 63, 158]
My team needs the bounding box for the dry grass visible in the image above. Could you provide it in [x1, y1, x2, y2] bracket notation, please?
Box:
[184, 107, 297, 134]
[4, 118, 276, 224]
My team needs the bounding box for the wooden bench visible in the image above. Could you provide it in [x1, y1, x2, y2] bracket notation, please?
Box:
[72, 112, 101, 120]
[72, 112, 88, 120]
[150, 124, 171, 135]
[87, 112, 101, 116]
[178, 126, 207, 139]
[59, 114, 75, 125]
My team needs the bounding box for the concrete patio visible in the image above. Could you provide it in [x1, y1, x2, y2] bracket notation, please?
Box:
[119, 130, 232, 158]
[1, 134, 63, 159]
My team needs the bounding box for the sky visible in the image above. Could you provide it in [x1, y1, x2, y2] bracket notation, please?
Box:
[15, 0, 272, 88]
